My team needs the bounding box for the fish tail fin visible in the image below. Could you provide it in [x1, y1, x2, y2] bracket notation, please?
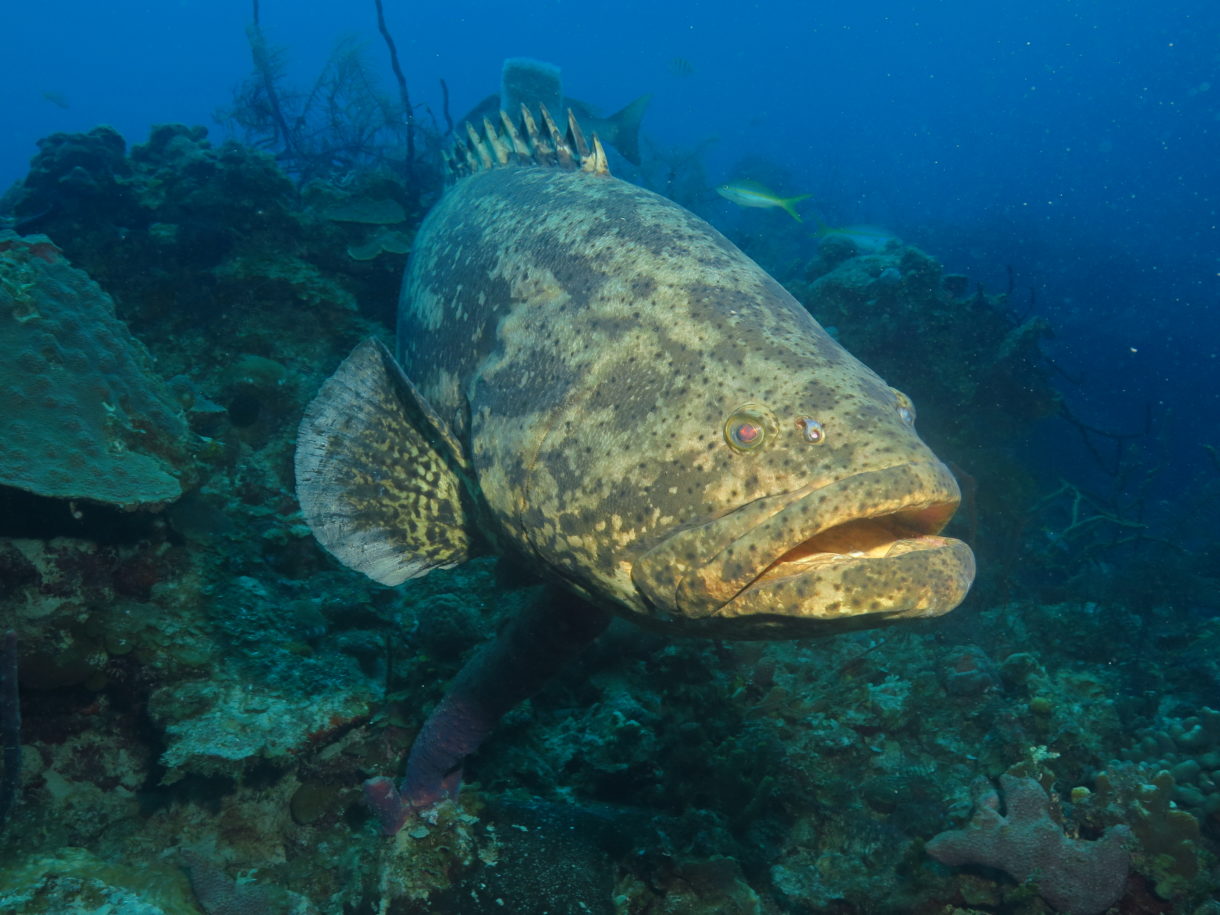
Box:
[601, 94, 652, 165]
[780, 194, 813, 223]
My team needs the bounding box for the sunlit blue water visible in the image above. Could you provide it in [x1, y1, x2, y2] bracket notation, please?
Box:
[4, 0, 1217, 515]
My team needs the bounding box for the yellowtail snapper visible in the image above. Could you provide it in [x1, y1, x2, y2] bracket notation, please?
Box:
[716, 179, 811, 222]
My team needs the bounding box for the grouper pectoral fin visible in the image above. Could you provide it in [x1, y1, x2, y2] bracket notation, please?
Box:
[295, 338, 479, 586]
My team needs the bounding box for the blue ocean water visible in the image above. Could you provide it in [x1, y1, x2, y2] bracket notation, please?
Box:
[5, 1, 1216, 479]
[2, 1, 1219, 911]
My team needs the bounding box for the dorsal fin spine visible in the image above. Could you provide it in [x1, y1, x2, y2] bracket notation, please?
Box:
[460, 142, 479, 175]
[539, 106, 574, 169]
[482, 117, 512, 165]
[583, 136, 610, 177]
[465, 122, 494, 171]
[523, 105, 555, 165]
[567, 110, 590, 159]
[445, 106, 612, 182]
[499, 110, 531, 161]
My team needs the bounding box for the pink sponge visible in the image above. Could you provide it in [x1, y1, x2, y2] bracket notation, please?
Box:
[927, 774, 1131, 915]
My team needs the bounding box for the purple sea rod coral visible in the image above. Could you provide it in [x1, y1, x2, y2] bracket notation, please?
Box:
[363, 588, 611, 834]
[927, 774, 1131, 914]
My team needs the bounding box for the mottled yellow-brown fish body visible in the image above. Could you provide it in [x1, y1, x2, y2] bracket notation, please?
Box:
[298, 110, 974, 640]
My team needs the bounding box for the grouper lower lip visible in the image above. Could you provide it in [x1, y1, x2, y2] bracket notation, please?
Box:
[632, 462, 975, 637]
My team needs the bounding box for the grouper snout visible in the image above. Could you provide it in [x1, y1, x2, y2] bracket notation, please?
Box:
[631, 460, 975, 638]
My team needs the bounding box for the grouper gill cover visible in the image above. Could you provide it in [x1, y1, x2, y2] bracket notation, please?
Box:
[296, 108, 976, 639]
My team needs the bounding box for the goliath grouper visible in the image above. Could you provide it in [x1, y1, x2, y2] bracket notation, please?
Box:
[296, 108, 975, 835]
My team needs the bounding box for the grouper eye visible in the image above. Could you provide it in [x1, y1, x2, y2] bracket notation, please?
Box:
[893, 390, 916, 426]
[724, 404, 773, 453]
[796, 417, 826, 444]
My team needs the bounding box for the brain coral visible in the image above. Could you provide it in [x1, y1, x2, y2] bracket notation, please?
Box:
[0, 231, 189, 507]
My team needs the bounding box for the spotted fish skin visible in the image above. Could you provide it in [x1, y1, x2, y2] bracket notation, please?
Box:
[390, 153, 973, 638]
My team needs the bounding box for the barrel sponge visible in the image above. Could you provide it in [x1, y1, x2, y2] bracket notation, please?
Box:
[0, 231, 189, 507]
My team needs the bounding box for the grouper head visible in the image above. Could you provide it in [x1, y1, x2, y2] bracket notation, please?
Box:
[512, 283, 974, 639]
[449, 166, 976, 640]
[623, 372, 974, 639]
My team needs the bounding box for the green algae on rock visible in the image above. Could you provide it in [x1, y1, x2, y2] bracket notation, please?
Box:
[0, 232, 190, 508]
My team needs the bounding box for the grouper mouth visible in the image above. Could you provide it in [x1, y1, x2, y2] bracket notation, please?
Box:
[632, 462, 975, 638]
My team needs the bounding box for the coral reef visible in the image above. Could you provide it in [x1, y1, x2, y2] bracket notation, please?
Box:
[0, 847, 197, 914]
[9, 124, 408, 332]
[1090, 764, 1209, 902]
[0, 120, 1217, 913]
[798, 242, 1058, 433]
[1120, 704, 1220, 818]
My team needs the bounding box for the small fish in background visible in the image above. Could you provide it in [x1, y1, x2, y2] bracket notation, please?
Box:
[668, 57, 696, 77]
[716, 179, 811, 222]
[40, 90, 70, 110]
[812, 221, 901, 253]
